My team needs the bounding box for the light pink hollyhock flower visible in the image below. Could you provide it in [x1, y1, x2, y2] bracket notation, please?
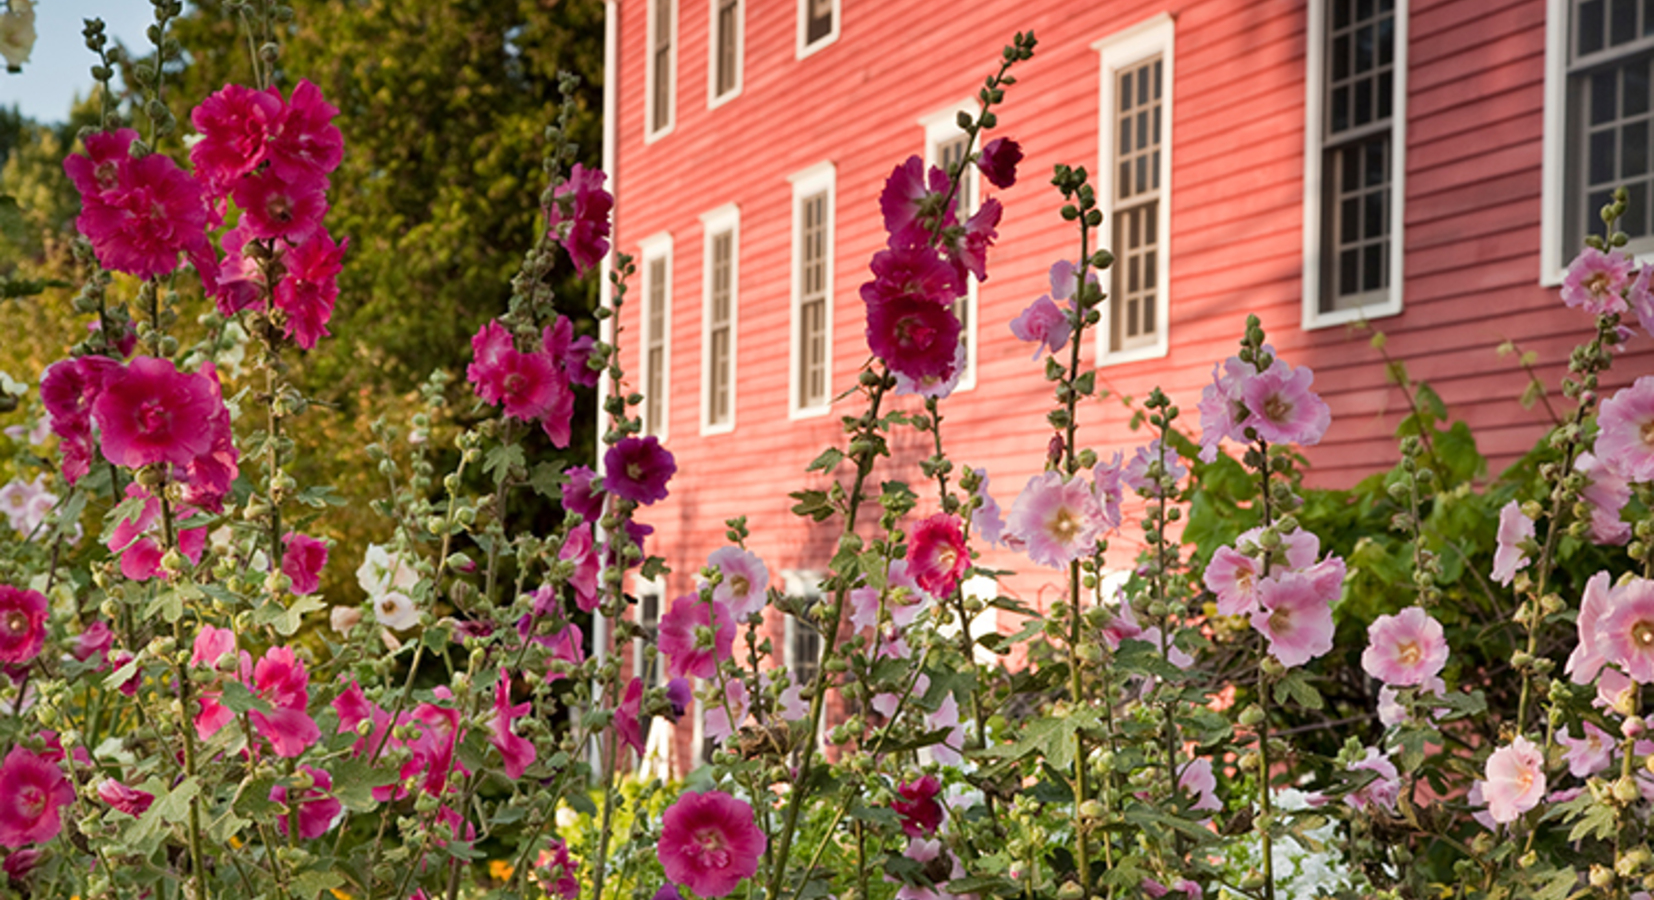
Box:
[1465, 781, 1497, 830]
[778, 682, 808, 721]
[1006, 470, 1106, 569]
[1009, 294, 1070, 359]
[281, 532, 329, 595]
[849, 560, 935, 632]
[1596, 376, 1654, 483]
[95, 778, 154, 817]
[1568, 571, 1615, 684]
[0, 747, 74, 848]
[1092, 452, 1126, 532]
[1491, 500, 1534, 586]
[977, 137, 1022, 189]
[658, 596, 735, 680]
[0, 477, 46, 534]
[705, 546, 770, 620]
[908, 514, 969, 598]
[1123, 438, 1187, 498]
[548, 163, 613, 276]
[1250, 571, 1336, 668]
[1362, 607, 1449, 687]
[1559, 721, 1615, 778]
[250, 645, 320, 757]
[1631, 265, 1654, 335]
[1598, 577, 1654, 683]
[273, 229, 348, 349]
[658, 790, 767, 897]
[875, 671, 929, 720]
[269, 765, 343, 839]
[1483, 736, 1546, 824]
[1345, 747, 1400, 813]
[1205, 527, 1321, 618]
[926, 692, 966, 766]
[1197, 356, 1253, 462]
[1576, 451, 1631, 545]
[893, 838, 967, 900]
[1134, 624, 1196, 670]
[1561, 246, 1635, 316]
[1178, 758, 1221, 813]
[1596, 668, 1637, 712]
[704, 678, 750, 746]
[93, 357, 221, 469]
[490, 668, 536, 779]
[614, 677, 645, 759]
[968, 467, 1007, 548]
[0, 585, 48, 665]
[1240, 358, 1331, 447]
[1099, 595, 1144, 650]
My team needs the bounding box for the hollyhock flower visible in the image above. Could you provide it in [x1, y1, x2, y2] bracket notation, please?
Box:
[908, 514, 969, 597]
[604, 436, 676, 505]
[1345, 747, 1400, 813]
[357, 543, 418, 596]
[189, 83, 285, 195]
[2, 416, 51, 447]
[943, 199, 1001, 283]
[1492, 500, 1534, 586]
[94, 778, 153, 817]
[0, 477, 46, 534]
[491, 668, 536, 778]
[861, 238, 966, 309]
[1198, 356, 1254, 462]
[1376, 677, 1444, 726]
[615, 677, 645, 759]
[404, 696, 466, 797]
[0, 0, 36, 71]
[1123, 438, 1187, 498]
[0, 586, 47, 667]
[1568, 571, 1615, 684]
[105, 487, 208, 582]
[1142, 879, 1203, 899]
[563, 464, 604, 521]
[866, 292, 963, 382]
[658, 791, 765, 897]
[330, 606, 362, 635]
[74, 619, 114, 665]
[270, 765, 342, 839]
[1598, 577, 1654, 683]
[652, 885, 685, 900]
[977, 137, 1022, 189]
[1576, 451, 1631, 544]
[1178, 758, 1221, 813]
[1561, 247, 1635, 316]
[1631, 265, 1654, 335]
[1483, 736, 1546, 823]
[536, 839, 581, 900]
[1240, 358, 1331, 447]
[548, 163, 613, 276]
[250, 646, 320, 757]
[658, 596, 735, 679]
[1596, 376, 1654, 483]
[0, 747, 73, 847]
[374, 592, 419, 631]
[1362, 607, 1449, 687]
[210, 226, 271, 315]
[778, 682, 808, 720]
[281, 532, 328, 595]
[232, 165, 329, 243]
[40, 355, 121, 484]
[174, 363, 239, 514]
[849, 560, 935, 631]
[93, 357, 220, 469]
[535, 622, 586, 683]
[1009, 294, 1070, 359]
[565, 333, 601, 388]
[274, 230, 348, 349]
[264, 79, 344, 181]
[893, 341, 966, 399]
[64, 129, 214, 281]
[1006, 470, 1106, 568]
[704, 678, 750, 745]
[1250, 571, 1336, 668]
[968, 468, 1007, 547]
[555, 523, 601, 613]
[1559, 721, 1615, 777]
[891, 775, 944, 837]
[926, 693, 966, 766]
[879, 156, 952, 238]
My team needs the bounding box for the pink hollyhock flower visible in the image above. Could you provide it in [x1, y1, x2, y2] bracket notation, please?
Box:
[40, 355, 122, 484]
[968, 467, 1007, 547]
[849, 559, 935, 631]
[1123, 438, 1187, 498]
[1598, 577, 1654, 683]
[944, 198, 1002, 283]
[866, 292, 963, 383]
[250, 645, 320, 757]
[0, 585, 47, 665]
[1240, 358, 1331, 447]
[95, 778, 154, 817]
[1492, 500, 1534, 586]
[1576, 451, 1631, 545]
[1568, 571, 1615, 684]
[1198, 356, 1254, 462]
[908, 514, 969, 598]
[1204, 546, 1267, 617]
[891, 775, 944, 837]
[490, 668, 536, 779]
[665, 677, 693, 721]
[0, 747, 73, 848]
[1595, 668, 1637, 712]
[232, 166, 329, 243]
[270, 765, 342, 839]
[105, 486, 208, 582]
[1345, 747, 1400, 813]
[92, 357, 220, 469]
[532, 621, 586, 683]
[62, 128, 138, 205]
[1559, 721, 1615, 777]
[873, 666, 927, 719]
[405, 695, 466, 797]
[1631, 265, 1654, 335]
[658, 596, 735, 680]
[211, 226, 271, 315]
[1250, 571, 1336, 668]
[1561, 247, 1635, 316]
[1, 848, 41, 882]
[1005, 470, 1106, 568]
[189, 83, 285, 196]
[74, 619, 114, 665]
[64, 129, 215, 282]
[176, 363, 239, 513]
[1009, 294, 1070, 359]
[274, 229, 348, 349]
[0, 478, 47, 536]
[281, 532, 328, 595]
[536, 839, 581, 900]
[604, 436, 676, 505]
[893, 838, 967, 900]
[926, 693, 966, 766]
[615, 677, 645, 759]
[1361, 607, 1449, 687]
[861, 239, 966, 310]
[467, 319, 573, 436]
[977, 137, 1021, 189]
[563, 464, 604, 521]
[1178, 758, 1221, 813]
[558, 523, 601, 613]
[879, 156, 952, 238]
[704, 677, 750, 745]
[264, 79, 344, 182]
[1483, 736, 1546, 823]
[658, 790, 766, 897]
[778, 682, 808, 720]
[893, 341, 965, 399]
[1142, 878, 1203, 899]
[548, 163, 613, 276]
[704, 546, 770, 620]
[1596, 376, 1654, 483]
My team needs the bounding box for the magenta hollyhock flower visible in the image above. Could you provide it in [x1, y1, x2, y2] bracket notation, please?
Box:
[861, 239, 966, 309]
[95, 778, 154, 817]
[1009, 294, 1071, 359]
[1178, 758, 1221, 813]
[703, 677, 750, 745]
[536, 839, 581, 900]
[892, 341, 965, 399]
[1123, 438, 1187, 498]
[562, 465, 604, 522]
[211, 226, 271, 315]
[891, 775, 944, 837]
[705, 546, 770, 620]
[73, 619, 114, 665]
[1596, 376, 1654, 483]
[62, 128, 139, 204]
[1239, 358, 1331, 447]
[908, 514, 969, 598]
[40, 355, 121, 484]
[1361, 607, 1449, 687]
[1559, 721, 1615, 778]
[404, 696, 467, 797]
[1598, 577, 1654, 683]
[281, 532, 329, 595]
[1250, 571, 1336, 668]
[0, 585, 47, 665]
[189, 83, 285, 196]
[64, 129, 214, 282]
[250, 645, 320, 758]
[879, 156, 952, 238]
[273, 229, 348, 349]
[1492, 500, 1534, 586]
[615, 677, 645, 759]
[92, 357, 220, 469]
[0, 747, 73, 848]
[1483, 736, 1546, 823]
[105, 486, 208, 582]
[177, 362, 239, 513]
[558, 523, 601, 613]
[534, 622, 586, 683]
[490, 668, 536, 779]
[866, 292, 963, 383]
[1561, 247, 1635, 316]
[603, 435, 676, 505]
[944, 198, 1002, 284]
[548, 163, 613, 276]
[1006, 470, 1106, 568]
[658, 596, 735, 680]
[270, 764, 342, 839]
[264, 80, 344, 181]
[1345, 747, 1400, 813]
[232, 165, 330, 243]
[658, 791, 766, 898]
[977, 137, 1022, 189]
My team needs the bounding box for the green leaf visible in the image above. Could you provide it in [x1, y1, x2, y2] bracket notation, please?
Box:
[529, 461, 565, 499]
[789, 489, 834, 522]
[216, 679, 271, 715]
[806, 447, 844, 474]
[1273, 671, 1323, 711]
[104, 658, 141, 692]
[294, 484, 347, 508]
[252, 594, 326, 636]
[1532, 868, 1578, 900]
[975, 708, 1101, 770]
[330, 758, 400, 813]
[143, 588, 187, 624]
[944, 876, 1022, 897]
[1568, 802, 1617, 842]
[292, 868, 346, 896]
[484, 443, 526, 483]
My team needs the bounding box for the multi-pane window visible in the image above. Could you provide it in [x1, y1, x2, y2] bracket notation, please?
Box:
[713, 0, 741, 101]
[1110, 55, 1163, 352]
[1319, 0, 1396, 312]
[633, 588, 662, 688]
[935, 132, 975, 384]
[640, 238, 671, 437]
[797, 191, 829, 410]
[648, 0, 675, 137]
[707, 229, 734, 428]
[1567, 0, 1654, 253]
[798, 0, 837, 56]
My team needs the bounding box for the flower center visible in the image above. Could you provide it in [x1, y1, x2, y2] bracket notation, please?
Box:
[265, 192, 295, 224]
[1048, 507, 1081, 543]
[1585, 271, 1611, 297]
[1641, 419, 1654, 449]
[1268, 607, 1293, 634]
[1633, 620, 1654, 648]
[692, 827, 731, 869]
[934, 545, 958, 573]
[94, 160, 121, 190]
[1396, 640, 1422, 666]
[2, 610, 27, 637]
[730, 576, 749, 597]
[626, 461, 644, 481]
[1263, 393, 1292, 423]
[378, 597, 400, 615]
[18, 783, 45, 818]
[503, 372, 526, 395]
[137, 399, 173, 437]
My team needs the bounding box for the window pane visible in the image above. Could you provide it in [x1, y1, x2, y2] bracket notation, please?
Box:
[1362, 243, 1384, 291]
[1593, 69, 1619, 124]
[1627, 182, 1650, 236]
[1611, 0, 1637, 43]
[1339, 248, 1360, 295]
[1355, 78, 1373, 127]
[1626, 59, 1651, 114]
[1581, 0, 1606, 55]
[1356, 24, 1374, 73]
[1333, 33, 1351, 80]
[1340, 195, 1360, 241]
[1334, 0, 1352, 29]
[1592, 128, 1618, 182]
[1332, 85, 1350, 133]
[806, 0, 833, 44]
[1625, 121, 1649, 176]
[1364, 191, 1386, 239]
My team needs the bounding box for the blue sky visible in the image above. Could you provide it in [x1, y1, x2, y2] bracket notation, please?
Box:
[1, 1, 155, 123]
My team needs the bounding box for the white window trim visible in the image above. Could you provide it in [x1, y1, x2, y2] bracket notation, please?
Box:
[1093, 14, 1175, 366]
[639, 232, 673, 441]
[795, 0, 840, 59]
[700, 204, 740, 436]
[789, 162, 836, 420]
[1301, 0, 1409, 329]
[706, 0, 744, 109]
[921, 100, 981, 394]
[630, 573, 667, 689]
[645, 0, 679, 143]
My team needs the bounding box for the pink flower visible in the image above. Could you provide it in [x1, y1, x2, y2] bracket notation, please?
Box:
[1561, 247, 1635, 316]
[1559, 721, 1615, 778]
[705, 546, 770, 620]
[1009, 294, 1070, 359]
[1345, 747, 1400, 813]
[0, 585, 47, 665]
[893, 838, 967, 900]
[274, 229, 348, 349]
[908, 514, 969, 598]
[1492, 500, 1534, 586]
[249, 645, 320, 757]
[944, 198, 1001, 283]
[658, 596, 735, 680]
[604, 436, 676, 505]
[1005, 470, 1106, 568]
[74, 619, 114, 665]
[177, 362, 239, 513]
[1123, 438, 1187, 498]
[563, 465, 604, 521]
[270, 765, 342, 839]
[861, 238, 966, 310]
[1568, 571, 1615, 684]
[105, 486, 208, 582]
[95, 778, 154, 817]
[1483, 736, 1546, 823]
[969, 467, 1007, 547]
[1250, 571, 1336, 668]
[926, 692, 966, 765]
[1631, 265, 1654, 335]
[40, 355, 122, 484]
[63, 129, 214, 282]
[264, 80, 344, 182]
[1178, 758, 1221, 813]
[189, 83, 285, 196]
[615, 677, 645, 760]
[1596, 376, 1654, 483]
[879, 156, 951, 238]
[658, 791, 766, 897]
[490, 668, 536, 779]
[849, 560, 935, 631]
[0, 748, 73, 847]
[281, 532, 329, 595]
[92, 357, 221, 469]
[892, 341, 965, 399]
[536, 839, 581, 900]
[1577, 451, 1631, 544]
[232, 165, 330, 243]
[1240, 358, 1330, 447]
[891, 775, 943, 837]
[1598, 577, 1654, 683]
[865, 291, 963, 383]
[559, 523, 601, 613]
[704, 677, 750, 745]
[977, 137, 1021, 189]
[548, 163, 613, 276]
[1361, 607, 1449, 687]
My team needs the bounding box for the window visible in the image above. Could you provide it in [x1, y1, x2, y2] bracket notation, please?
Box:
[700, 205, 740, 433]
[1543, 0, 1654, 279]
[632, 580, 664, 688]
[646, 0, 677, 140]
[709, 0, 743, 106]
[639, 234, 672, 438]
[922, 102, 981, 391]
[797, 0, 839, 58]
[1303, 0, 1408, 327]
[1093, 15, 1174, 363]
[789, 164, 835, 417]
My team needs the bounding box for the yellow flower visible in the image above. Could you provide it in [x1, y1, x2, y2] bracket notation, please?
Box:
[329, 890, 354, 900]
[488, 859, 515, 881]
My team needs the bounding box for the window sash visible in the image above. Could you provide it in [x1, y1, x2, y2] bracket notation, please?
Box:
[708, 230, 733, 426]
[805, 0, 833, 45]
[651, 0, 674, 133]
[1110, 55, 1162, 352]
[1566, 0, 1654, 250]
[716, 0, 740, 97]
[646, 257, 668, 435]
[1318, 0, 1395, 313]
[798, 192, 828, 408]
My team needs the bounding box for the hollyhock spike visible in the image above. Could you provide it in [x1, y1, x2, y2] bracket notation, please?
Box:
[281, 532, 329, 595]
[1561, 247, 1635, 316]
[549, 163, 613, 275]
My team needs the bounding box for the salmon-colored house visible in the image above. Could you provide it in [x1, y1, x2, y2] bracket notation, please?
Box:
[595, 0, 1654, 773]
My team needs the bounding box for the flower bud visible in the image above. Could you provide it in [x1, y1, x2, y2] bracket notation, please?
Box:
[1591, 865, 1615, 889]
[1056, 881, 1084, 900]
[1614, 775, 1641, 804]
